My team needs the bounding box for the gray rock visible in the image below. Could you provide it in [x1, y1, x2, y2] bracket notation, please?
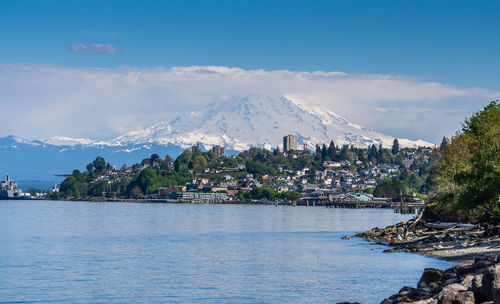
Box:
[418, 268, 443, 288]
[470, 271, 493, 303]
[473, 256, 498, 270]
[413, 298, 438, 304]
[413, 299, 438, 304]
[443, 278, 458, 286]
[438, 284, 474, 304]
[391, 295, 412, 303]
[456, 264, 476, 277]
[487, 264, 500, 304]
[398, 286, 416, 294]
[442, 268, 457, 282]
[460, 274, 475, 290]
[407, 289, 433, 301]
[428, 282, 442, 290]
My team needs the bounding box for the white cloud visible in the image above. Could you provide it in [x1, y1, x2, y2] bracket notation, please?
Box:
[0, 63, 497, 143]
[69, 43, 121, 54]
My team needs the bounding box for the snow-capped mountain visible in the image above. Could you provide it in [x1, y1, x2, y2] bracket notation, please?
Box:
[43, 136, 95, 146]
[0, 95, 433, 182]
[112, 95, 432, 150]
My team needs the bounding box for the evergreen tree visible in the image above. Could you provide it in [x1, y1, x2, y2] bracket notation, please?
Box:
[440, 137, 448, 151]
[391, 138, 400, 155]
[337, 145, 349, 161]
[321, 143, 328, 160]
[328, 140, 336, 161]
[367, 144, 378, 164]
[273, 146, 280, 156]
[91, 156, 107, 173]
[377, 144, 384, 163]
[314, 144, 321, 161]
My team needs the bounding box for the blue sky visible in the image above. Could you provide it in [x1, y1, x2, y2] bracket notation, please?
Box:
[0, 1, 499, 143]
[1, 0, 499, 88]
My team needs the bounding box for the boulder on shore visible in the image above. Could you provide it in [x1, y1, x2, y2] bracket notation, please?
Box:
[417, 268, 443, 288]
[380, 255, 500, 304]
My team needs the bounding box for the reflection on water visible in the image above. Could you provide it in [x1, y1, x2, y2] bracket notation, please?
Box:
[0, 200, 454, 303]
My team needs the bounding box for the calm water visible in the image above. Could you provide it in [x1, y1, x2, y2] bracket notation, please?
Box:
[0, 200, 454, 304]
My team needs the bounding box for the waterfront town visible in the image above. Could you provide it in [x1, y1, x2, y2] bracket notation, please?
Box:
[25, 134, 437, 209]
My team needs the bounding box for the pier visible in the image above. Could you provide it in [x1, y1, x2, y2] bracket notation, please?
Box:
[83, 197, 425, 213]
[391, 201, 425, 214]
[325, 200, 392, 208]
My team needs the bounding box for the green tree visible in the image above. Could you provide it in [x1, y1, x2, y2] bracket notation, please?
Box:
[192, 155, 208, 172]
[92, 156, 107, 174]
[175, 149, 192, 171]
[391, 138, 400, 155]
[321, 143, 328, 161]
[337, 145, 349, 161]
[440, 137, 448, 151]
[131, 186, 143, 198]
[374, 178, 407, 201]
[455, 101, 500, 212]
[367, 144, 378, 164]
[429, 101, 500, 221]
[328, 140, 337, 161]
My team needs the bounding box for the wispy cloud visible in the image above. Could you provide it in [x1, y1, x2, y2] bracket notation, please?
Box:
[0, 64, 497, 143]
[69, 43, 121, 54]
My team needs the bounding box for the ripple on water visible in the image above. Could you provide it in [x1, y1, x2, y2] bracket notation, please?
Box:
[0, 200, 455, 303]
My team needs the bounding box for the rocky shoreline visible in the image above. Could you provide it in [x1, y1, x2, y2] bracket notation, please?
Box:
[343, 217, 500, 304]
[376, 255, 500, 304]
[356, 218, 500, 263]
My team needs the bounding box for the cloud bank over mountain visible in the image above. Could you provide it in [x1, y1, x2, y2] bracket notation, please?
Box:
[0, 64, 497, 143]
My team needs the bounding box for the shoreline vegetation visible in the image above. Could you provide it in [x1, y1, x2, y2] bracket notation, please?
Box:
[338, 102, 499, 304]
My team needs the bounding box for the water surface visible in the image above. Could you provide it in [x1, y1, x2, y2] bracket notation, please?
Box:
[0, 200, 454, 303]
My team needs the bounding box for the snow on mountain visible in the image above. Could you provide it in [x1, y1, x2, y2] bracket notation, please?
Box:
[112, 95, 434, 150]
[43, 136, 95, 146]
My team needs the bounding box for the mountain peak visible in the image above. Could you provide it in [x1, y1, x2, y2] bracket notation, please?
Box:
[109, 95, 434, 150]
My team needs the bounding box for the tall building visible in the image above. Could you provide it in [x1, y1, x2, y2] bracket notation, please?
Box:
[192, 142, 200, 152]
[283, 134, 297, 152]
[212, 145, 225, 158]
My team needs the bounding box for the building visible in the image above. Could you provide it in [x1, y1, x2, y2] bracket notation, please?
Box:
[212, 145, 225, 158]
[168, 192, 229, 201]
[283, 134, 297, 152]
[344, 192, 374, 202]
[192, 142, 200, 152]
